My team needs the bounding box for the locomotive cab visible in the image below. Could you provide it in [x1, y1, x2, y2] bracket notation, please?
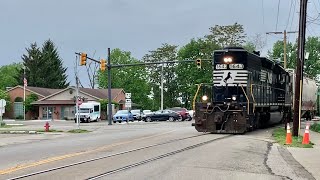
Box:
[193, 47, 291, 134]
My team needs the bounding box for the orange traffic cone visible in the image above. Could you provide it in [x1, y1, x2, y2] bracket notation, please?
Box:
[286, 123, 292, 145]
[302, 123, 310, 144]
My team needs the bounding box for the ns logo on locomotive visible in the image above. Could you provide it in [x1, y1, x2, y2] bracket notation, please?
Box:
[192, 47, 293, 134]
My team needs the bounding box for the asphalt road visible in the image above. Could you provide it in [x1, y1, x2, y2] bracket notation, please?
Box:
[0, 120, 315, 180]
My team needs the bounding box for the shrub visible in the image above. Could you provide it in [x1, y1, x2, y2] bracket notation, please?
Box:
[310, 123, 320, 133]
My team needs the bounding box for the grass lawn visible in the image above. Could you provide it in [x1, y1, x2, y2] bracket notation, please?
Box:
[273, 128, 313, 148]
[310, 122, 320, 133]
[68, 129, 91, 133]
[36, 129, 64, 133]
[0, 125, 13, 128]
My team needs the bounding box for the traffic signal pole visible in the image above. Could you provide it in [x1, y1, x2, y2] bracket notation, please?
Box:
[107, 48, 112, 125]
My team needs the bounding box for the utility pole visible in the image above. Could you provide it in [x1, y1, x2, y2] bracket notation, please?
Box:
[75, 55, 80, 129]
[293, 0, 308, 137]
[107, 48, 112, 125]
[266, 30, 298, 68]
[160, 64, 164, 110]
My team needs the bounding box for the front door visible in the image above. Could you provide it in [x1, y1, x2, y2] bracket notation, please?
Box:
[42, 107, 53, 120]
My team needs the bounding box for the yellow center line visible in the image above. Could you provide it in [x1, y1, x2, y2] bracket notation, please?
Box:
[0, 130, 176, 175]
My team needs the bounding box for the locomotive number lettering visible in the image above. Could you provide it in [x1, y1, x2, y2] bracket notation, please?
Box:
[229, 64, 244, 69]
[216, 64, 227, 69]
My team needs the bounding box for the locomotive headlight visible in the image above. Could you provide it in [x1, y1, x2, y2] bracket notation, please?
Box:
[202, 95, 208, 101]
[223, 57, 233, 63]
[232, 95, 237, 101]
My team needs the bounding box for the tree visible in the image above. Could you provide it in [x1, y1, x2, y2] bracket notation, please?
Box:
[0, 63, 22, 90]
[176, 38, 219, 109]
[268, 38, 298, 69]
[143, 44, 180, 109]
[41, 40, 69, 88]
[205, 23, 247, 48]
[24, 93, 38, 113]
[98, 49, 152, 110]
[304, 37, 320, 78]
[16, 40, 69, 88]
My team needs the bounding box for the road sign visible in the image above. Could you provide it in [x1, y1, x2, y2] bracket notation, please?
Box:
[0, 107, 4, 115]
[125, 93, 131, 99]
[125, 102, 132, 108]
[125, 99, 131, 103]
[0, 99, 6, 108]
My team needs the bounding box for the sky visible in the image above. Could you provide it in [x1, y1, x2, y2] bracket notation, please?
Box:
[1, 0, 319, 87]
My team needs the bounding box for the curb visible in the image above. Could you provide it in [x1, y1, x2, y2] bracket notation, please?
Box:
[0, 130, 38, 134]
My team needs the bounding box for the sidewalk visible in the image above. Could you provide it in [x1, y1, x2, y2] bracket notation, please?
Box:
[287, 121, 320, 180]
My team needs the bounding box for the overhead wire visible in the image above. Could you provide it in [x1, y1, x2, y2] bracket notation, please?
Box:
[276, 0, 281, 31]
[286, 0, 294, 29]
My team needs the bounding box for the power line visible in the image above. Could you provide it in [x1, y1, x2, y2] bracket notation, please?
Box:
[261, 0, 265, 28]
[276, 0, 281, 31]
[286, 0, 294, 29]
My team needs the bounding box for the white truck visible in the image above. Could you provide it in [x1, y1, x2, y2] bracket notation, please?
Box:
[75, 101, 101, 123]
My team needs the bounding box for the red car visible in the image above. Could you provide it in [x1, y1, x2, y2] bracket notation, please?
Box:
[167, 107, 191, 121]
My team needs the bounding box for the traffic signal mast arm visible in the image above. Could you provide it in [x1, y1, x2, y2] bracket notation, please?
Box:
[76, 52, 209, 68]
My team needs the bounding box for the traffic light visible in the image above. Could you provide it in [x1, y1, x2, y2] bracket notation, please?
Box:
[100, 59, 106, 71]
[196, 59, 201, 69]
[80, 53, 87, 66]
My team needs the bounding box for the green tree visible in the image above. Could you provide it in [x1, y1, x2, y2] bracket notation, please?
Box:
[16, 40, 69, 88]
[0, 63, 23, 90]
[98, 49, 152, 110]
[143, 44, 180, 109]
[268, 40, 297, 69]
[205, 23, 247, 48]
[24, 93, 38, 113]
[0, 89, 11, 111]
[304, 37, 320, 77]
[176, 38, 219, 109]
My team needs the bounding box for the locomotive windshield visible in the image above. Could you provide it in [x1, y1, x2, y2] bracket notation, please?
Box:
[214, 51, 247, 70]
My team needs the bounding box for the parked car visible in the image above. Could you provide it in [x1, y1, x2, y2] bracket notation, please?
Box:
[168, 107, 191, 121]
[142, 110, 152, 119]
[131, 109, 142, 121]
[143, 110, 181, 122]
[113, 110, 134, 123]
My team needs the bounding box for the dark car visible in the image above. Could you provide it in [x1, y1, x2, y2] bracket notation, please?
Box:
[168, 107, 191, 121]
[144, 110, 181, 122]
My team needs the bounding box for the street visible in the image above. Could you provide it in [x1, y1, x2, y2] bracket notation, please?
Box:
[0, 120, 314, 180]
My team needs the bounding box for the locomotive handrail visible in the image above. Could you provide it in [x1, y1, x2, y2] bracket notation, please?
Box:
[250, 84, 286, 106]
[250, 84, 256, 113]
[192, 83, 202, 112]
[240, 85, 250, 113]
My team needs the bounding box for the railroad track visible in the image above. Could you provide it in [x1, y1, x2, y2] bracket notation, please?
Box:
[8, 134, 231, 180]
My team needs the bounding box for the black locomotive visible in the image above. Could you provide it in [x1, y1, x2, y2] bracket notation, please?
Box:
[192, 47, 292, 134]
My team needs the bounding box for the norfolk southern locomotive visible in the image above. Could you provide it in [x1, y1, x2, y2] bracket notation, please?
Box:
[193, 47, 292, 134]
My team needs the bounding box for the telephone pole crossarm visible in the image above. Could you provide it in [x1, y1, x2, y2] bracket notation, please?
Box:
[266, 30, 298, 69]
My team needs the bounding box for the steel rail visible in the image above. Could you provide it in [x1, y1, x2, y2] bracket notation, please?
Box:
[8, 133, 212, 180]
[87, 135, 231, 180]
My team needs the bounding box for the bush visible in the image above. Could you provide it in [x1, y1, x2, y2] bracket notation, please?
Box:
[16, 115, 23, 120]
[310, 123, 320, 133]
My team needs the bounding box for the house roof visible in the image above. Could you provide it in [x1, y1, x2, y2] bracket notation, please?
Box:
[27, 86, 62, 97]
[79, 88, 124, 101]
[6, 86, 62, 98]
